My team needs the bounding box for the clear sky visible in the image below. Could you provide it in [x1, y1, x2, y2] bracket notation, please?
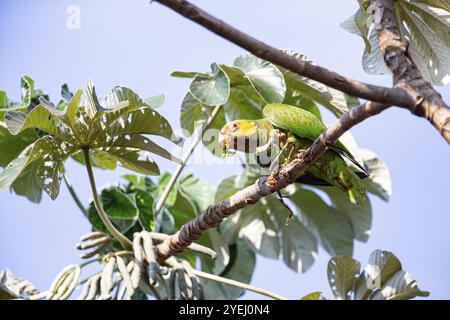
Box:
[0, 0, 449, 299]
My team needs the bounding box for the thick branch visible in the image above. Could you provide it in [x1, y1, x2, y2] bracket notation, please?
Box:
[155, 102, 390, 261]
[371, 0, 450, 142]
[155, 0, 449, 143]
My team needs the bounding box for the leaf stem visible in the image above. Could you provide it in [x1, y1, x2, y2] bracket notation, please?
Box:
[82, 148, 133, 250]
[192, 269, 287, 300]
[63, 172, 86, 215]
[153, 105, 222, 219]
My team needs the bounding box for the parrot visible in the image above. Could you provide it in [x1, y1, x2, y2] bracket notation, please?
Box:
[218, 103, 367, 204]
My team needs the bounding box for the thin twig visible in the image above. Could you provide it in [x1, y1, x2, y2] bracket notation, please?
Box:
[192, 269, 286, 300]
[154, 105, 222, 219]
[63, 172, 86, 215]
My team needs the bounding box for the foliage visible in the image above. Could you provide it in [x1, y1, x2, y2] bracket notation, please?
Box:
[301, 250, 429, 300]
[0, 77, 180, 200]
[342, 0, 450, 85]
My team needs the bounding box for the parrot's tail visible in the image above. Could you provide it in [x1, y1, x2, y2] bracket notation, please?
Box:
[336, 169, 366, 204]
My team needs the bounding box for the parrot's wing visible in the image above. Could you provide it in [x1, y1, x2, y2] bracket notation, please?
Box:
[263, 103, 367, 173]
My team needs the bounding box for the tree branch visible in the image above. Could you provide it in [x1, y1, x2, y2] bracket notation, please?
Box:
[370, 0, 450, 142]
[154, 0, 450, 143]
[155, 102, 390, 261]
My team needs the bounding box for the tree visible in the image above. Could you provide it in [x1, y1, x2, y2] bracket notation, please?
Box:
[0, 0, 448, 300]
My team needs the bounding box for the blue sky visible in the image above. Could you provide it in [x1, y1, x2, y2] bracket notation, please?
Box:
[0, 0, 449, 299]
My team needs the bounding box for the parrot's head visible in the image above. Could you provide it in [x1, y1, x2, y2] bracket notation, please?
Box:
[218, 119, 265, 155]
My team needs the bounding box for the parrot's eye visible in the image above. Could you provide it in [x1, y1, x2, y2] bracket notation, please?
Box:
[231, 123, 238, 129]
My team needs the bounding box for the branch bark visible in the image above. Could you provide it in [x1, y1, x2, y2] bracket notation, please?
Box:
[155, 102, 390, 261]
[154, 0, 450, 143]
[371, 0, 450, 142]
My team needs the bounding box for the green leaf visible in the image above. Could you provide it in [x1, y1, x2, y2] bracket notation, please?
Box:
[347, 0, 450, 85]
[179, 173, 214, 212]
[235, 203, 280, 259]
[317, 186, 372, 242]
[91, 148, 160, 175]
[171, 71, 198, 78]
[5, 105, 73, 142]
[189, 63, 230, 106]
[0, 136, 75, 199]
[301, 292, 324, 300]
[219, 64, 265, 120]
[144, 94, 165, 109]
[359, 149, 392, 201]
[0, 91, 7, 107]
[202, 239, 255, 299]
[180, 93, 203, 136]
[327, 256, 361, 300]
[105, 107, 178, 144]
[21, 76, 34, 107]
[291, 188, 353, 256]
[340, 8, 371, 52]
[371, 271, 429, 300]
[233, 54, 286, 103]
[354, 250, 402, 300]
[87, 185, 139, 234]
[11, 160, 43, 204]
[268, 196, 318, 273]
[0, 123, 37, 167]
[280, 50, 360, 116]
[107, 134, 182, 164]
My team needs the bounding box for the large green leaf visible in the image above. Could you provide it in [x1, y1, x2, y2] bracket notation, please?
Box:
[291, 188, 353, 256]
[180, 92, 204, 136]
[179, 173, 214, 212]
[202, 239, 255, 299]
[317, 186, 372, 242]
[233, 54, 286, 103]
[87, 185, 139, 235]
[220, 64, 265, 120]
[268, 197, 318, 273]
[189, 64, 230, 106]
[327, 256, 361, 300]
[0, 136, 75, 199]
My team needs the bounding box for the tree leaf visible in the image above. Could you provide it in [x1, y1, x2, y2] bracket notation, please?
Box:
[236, 202, 280, 259]
[179, 173, 214, 212]
[87, 185, 139, 234]
[144, 94, 165, 109]
[359, 148, 392, 201]
[21, 76, 34, 107]
[107, 133, 182, 164]
[233, 54, 286, 103]
[370, 270, 429, 300]
[327, 256, 361, 300]
[291, 188, 353, 256]
[91, 148, 160, 175]
[354, 250, 402, 300]
[189, 63, 230, 106]
[219, 64, 265, 120]
[317, 186, 372, 242]
[301, 291, 324, 300]
[268, 196, 318, 273]
[180, 92, 203, 136]
[202, 239, 255, 299]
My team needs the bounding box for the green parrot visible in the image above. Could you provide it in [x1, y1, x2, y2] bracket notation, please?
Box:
[218, 103, 367, 204]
